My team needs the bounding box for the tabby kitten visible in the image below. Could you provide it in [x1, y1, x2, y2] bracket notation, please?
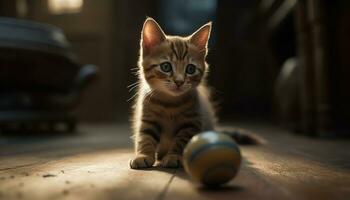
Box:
[130, 18, 253, 169]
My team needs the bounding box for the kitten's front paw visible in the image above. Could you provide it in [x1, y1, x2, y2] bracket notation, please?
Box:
[160, 154, 183, 168]
[130, 155, 155, 169]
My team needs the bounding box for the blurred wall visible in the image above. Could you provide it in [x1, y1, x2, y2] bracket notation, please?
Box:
[211, 0, 273, 119]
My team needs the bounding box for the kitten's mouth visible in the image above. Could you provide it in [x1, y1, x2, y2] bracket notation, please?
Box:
[170, 87, 183, 93]
[168, 86, 185, 94]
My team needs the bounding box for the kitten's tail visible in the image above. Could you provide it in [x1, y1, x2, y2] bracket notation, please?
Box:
[215, 126, 265, 145]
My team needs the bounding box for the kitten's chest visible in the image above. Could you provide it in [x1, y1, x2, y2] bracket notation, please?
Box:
[142, 96, 199, 125]
[144, 100, 197, 118]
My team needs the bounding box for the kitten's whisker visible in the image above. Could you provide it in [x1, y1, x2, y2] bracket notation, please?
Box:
[128, 82, 140, 92]
[146, 89, 157, 104]
[131, 69, 142, 75]
[129, 85, 139, 92]
[147, 90, 154, 101]
[127, 92, 139, 102]
[127, 82, 140, 88]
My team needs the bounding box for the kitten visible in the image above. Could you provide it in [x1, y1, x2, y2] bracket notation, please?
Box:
[130, 18, 257, 169]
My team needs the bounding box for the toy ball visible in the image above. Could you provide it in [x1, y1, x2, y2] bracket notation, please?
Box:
[183, 131, 242, 187]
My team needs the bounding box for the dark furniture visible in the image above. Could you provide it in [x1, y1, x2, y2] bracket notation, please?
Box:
[0, 17, 97, 133]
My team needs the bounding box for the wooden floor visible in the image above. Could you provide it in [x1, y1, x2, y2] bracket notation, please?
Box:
[0, 122, 349, 200]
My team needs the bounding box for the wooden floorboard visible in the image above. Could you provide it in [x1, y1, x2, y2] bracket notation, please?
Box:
[243, 146, 350, 200]
[0, 122, 349, 200]
[164, 164, 290, 200]
[0, 149, 176, 200]
[164, 145, 350, 200]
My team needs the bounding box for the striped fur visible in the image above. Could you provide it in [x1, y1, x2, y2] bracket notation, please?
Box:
[130, 18, 216, 169]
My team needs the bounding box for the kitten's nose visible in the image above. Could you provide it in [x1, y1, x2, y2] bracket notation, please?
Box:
[174, 80, 184, 87]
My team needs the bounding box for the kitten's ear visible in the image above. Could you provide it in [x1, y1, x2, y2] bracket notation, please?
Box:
[189, 22, 212, 51]
[141, 18, 166, 55]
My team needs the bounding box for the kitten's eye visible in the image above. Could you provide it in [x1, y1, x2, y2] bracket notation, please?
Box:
[160, 62, 172, 73]
[186, 64, 197, 75]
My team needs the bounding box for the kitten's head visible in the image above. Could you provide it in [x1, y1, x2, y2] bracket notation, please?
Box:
[139, 17, 211, 96]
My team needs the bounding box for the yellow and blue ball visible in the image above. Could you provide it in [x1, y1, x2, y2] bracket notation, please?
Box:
[183, 131, 242, 187]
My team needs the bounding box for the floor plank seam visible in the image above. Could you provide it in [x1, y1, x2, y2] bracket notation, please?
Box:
[155, 169, 177, 200]
[0, 161, 44, 171]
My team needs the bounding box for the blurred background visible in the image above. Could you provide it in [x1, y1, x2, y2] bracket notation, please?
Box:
[0, 0, 349, 137]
